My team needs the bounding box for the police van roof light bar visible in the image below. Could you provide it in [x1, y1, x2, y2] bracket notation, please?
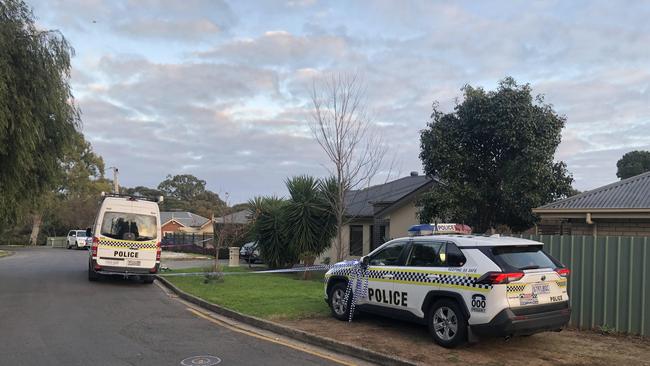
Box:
[100, 191, 164, 203]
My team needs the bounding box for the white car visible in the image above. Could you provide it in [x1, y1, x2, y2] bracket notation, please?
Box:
[66, 230, 89, 249]
[324, 225, 570, 348]
[87, 193, 163, 283]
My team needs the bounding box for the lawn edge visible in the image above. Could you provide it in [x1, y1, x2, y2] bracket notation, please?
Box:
[0, 250, 15, 259]
[155, 275, 418, 366]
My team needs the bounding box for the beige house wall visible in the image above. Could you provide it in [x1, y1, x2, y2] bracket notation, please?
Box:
[383, 201, 420, 240]
[320, 220, 373, 263]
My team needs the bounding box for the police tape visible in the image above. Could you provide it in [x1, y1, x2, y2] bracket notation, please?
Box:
[158, 260, 369, 322]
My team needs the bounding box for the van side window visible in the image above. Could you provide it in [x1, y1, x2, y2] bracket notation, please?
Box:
[446, 242, 466, 267]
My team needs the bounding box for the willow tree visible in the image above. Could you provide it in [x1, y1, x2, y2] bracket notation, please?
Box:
[0, 0, 79, 227]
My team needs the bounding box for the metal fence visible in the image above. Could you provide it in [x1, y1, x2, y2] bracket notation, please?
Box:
[515, 234, 649, 336]
[47, 237, 67, 248]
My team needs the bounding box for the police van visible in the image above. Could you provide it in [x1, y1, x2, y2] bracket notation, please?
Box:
[324, 224, 571, 347]
[87, 193, 163, 283]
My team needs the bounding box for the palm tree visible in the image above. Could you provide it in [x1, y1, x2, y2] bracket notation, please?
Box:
[248, 196, 296, 269]
[284, 175, 337, 277]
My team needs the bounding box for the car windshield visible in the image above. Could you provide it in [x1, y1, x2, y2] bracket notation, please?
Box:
[76, 230, 86, 237]
[100, 212, 157, 241]
[491, 245, 556, 270]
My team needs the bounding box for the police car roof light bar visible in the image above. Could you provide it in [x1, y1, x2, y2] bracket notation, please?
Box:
[407, 223, 472, 236]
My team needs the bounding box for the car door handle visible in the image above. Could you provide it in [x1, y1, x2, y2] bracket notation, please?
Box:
[382, 274, 394, 279]
[426, 275, 440, 280]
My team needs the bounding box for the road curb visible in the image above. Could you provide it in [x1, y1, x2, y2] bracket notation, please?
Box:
[155, 275, 418, 366]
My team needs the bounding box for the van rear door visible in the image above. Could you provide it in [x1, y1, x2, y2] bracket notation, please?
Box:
[96, 212, 158, 270]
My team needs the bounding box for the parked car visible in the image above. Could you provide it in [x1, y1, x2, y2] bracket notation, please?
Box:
[324, 225, 570, 348]
[67, 230, 89, 249]
[240, 241, 261, 263]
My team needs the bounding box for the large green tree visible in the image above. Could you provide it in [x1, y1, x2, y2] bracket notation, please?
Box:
[0, 0, 79, 224]
[616, 150, 650, 179]
[419, 77, 574, 232]
[156, 174, 225, 218]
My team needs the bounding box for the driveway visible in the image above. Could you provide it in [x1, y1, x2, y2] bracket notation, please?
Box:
[0, 246, 367, 366]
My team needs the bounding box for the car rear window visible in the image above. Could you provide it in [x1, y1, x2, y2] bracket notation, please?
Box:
[491, 245, 556, 270]
[101, 212, 157, 241]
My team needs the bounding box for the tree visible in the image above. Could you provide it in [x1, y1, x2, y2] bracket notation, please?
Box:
[248, 196, 296, 269]
[419, 77, 574, 232]
[310, 73, 386, 261]
[284, 175, 337, 277]
[616, 151, 650, 179]
[157, 174, 225, 218]
[0, 0, 79, 225]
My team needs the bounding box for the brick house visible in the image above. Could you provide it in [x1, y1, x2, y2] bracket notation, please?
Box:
[532, 171, 650, 236]
[160, 211, 213, 236]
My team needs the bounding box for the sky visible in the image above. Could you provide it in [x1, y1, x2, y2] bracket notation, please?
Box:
[30, 0, 650, 203]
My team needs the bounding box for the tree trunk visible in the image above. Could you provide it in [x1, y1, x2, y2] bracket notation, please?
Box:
[29, 213, 42, 246]
[302, 255, 315, 280]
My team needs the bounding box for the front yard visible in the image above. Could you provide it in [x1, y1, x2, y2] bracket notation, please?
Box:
[164, 267, 650, 365]
[163, 266, 329, 320]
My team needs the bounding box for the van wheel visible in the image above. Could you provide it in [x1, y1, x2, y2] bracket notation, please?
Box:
[427, 299, 467, 348]
[142, 276, 154, 284]
[88, 261, 99, 282]
[328, 282, 353, 321]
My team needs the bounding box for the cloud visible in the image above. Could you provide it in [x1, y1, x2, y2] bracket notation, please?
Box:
[29, 0, 650, 202]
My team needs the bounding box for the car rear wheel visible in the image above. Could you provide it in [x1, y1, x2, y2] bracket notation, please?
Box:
[427, 299, 467, 348]
[328, 282, 353, 321]
[88, 260, 99, 282]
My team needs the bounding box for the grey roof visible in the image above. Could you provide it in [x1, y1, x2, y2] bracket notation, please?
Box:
[537, 171, 650, 210]
[346, 175, 435, 217]
[160, 211, 210, 227]
[214, 209, 251, 224]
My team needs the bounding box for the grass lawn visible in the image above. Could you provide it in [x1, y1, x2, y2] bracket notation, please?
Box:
[163, 266, 330, 320]
[0, 250, 11, 258]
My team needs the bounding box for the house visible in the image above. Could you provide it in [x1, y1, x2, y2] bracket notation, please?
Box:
[160, 211, 213, 236]
[324, 172, 436, 260]
[533, 171, 650, 236]
[214, 209, 251, 225]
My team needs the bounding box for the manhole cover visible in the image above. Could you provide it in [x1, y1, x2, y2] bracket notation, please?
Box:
[180, 355, 222, 366]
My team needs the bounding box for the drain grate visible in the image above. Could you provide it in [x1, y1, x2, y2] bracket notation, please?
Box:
[180, 355, 222, 366]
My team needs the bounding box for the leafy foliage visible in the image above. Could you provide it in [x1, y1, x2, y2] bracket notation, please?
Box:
[154, 174, 225, 218]
[616, 151, 650, 179]
[248, 176, 338, 269]
[419, 77, 574, 232]
[248, 196, 295, 268]
[0, 0, 79, 224]
[284, 176, 337, 259]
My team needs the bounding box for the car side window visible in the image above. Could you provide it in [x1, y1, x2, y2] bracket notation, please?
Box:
[445, 242, 466, 267]
[406, 241, 445, 267]
[69, 231, 76, 237]
[369, 241, 407, 266]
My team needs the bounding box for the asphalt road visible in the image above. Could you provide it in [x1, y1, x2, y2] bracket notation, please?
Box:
[0, 247, 357, 366]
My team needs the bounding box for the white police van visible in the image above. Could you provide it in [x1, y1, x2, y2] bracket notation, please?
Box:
[87, 193, 163, 283]
[324, 224, 570, 347]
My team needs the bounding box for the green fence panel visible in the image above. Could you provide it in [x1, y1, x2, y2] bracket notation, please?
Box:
[517, 234, 648, 336]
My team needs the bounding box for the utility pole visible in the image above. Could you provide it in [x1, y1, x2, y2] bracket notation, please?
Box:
[109, 167, 119, 194]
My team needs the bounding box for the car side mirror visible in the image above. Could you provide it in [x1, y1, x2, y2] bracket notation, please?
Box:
[86, 228, 92, 237]
[361, 255, 369, 266]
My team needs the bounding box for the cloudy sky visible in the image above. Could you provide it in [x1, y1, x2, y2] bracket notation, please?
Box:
[31, 0, 649, 203]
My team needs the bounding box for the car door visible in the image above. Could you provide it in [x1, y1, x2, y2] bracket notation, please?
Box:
[399, 240, 446, 318]
[364, 240, 409, 310]
[67, 230, 75, 245]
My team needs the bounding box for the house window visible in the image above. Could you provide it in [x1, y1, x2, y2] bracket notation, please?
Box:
[349, 225, 363, 256]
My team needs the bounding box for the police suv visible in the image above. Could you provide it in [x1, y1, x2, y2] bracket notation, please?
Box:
[87, 193, 163, 283]
[324, 224, 571, 348]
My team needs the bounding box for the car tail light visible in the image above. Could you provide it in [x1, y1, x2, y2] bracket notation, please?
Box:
[91, 237, 99, 257]
[476, 271, 524, 284]
[555, 268, 570, 277]
[156, 242, 161, 261]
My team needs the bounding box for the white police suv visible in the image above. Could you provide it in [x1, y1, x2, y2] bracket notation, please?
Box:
[324, 224, 570, 348]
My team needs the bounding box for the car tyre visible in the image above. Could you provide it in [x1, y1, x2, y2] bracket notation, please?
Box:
[142, 276, 154, 284]
[427, 299, 467, 348]
[328, 282, 353, 321]
[88, 260, 100, 282]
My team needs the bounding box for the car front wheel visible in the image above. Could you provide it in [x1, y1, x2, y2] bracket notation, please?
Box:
[427, 299, 467, 348]
[328, 282, 353, 321]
